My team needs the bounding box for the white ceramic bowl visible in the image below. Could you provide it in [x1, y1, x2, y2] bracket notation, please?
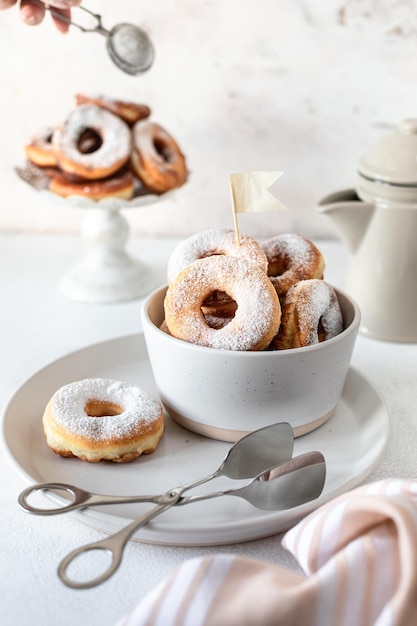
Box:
[141, 285, 361, 442]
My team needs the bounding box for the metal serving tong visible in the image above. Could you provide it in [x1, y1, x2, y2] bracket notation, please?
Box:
[47, 5, 154, 75]
[18, 422, 326, 589]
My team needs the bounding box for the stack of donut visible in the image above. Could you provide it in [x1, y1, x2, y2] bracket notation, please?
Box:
[23, 93, 188, 200]
[163, 228, 344, 351]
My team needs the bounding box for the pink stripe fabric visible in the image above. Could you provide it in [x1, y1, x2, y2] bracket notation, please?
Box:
[116, 480, 417, 626]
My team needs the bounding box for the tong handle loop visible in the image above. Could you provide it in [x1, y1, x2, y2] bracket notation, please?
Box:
[58, 490, 182, 589]
[18, 482, 161, 515]
[18, 482, 93, 515]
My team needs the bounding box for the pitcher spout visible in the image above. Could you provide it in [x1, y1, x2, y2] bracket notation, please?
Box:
[318, 188, 374, 253]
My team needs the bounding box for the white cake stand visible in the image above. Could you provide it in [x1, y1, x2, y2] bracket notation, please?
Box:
[42, 190, 163, 304]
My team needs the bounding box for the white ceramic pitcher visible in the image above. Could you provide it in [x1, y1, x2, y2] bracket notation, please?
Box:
[318, 119, 417, 342]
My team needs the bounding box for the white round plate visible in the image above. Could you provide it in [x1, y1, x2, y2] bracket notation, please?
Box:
[1, 334, 390, 546]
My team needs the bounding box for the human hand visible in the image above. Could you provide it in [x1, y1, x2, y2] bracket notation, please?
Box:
[0, 0, 82, 33]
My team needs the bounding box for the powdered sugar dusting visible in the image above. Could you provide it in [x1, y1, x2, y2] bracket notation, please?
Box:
[50, 378, 161, 442]
[167, 228, 268, 284]
[132, 121, 172, 164]
[262, 233, 313, 266]
[53, 105, 131, 170]
[28, 126, 54, 148]
[165, 255, 280, 351]
[288, 279, 343, 344]
[261, 233, 324, 296]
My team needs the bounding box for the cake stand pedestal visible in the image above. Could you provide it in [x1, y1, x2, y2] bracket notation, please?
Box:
[60, 204, 158, 303]
[16, 162, 169, 303]
[42, 191, 163, 304]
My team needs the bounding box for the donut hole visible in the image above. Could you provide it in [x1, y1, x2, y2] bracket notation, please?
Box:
[268, 257, 290, 277]
[201, 251, 225, 258]
[203, 313, 233, 329]
[203, 290, 231, 307]
[84, 400, 123, 417]
[202, 290, 237, 325]
[77, 128, 103, 154]
[318, 318, 326, 342]
[153, 138, 172, 163]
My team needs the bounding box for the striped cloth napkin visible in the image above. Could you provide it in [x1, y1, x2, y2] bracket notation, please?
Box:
[116, 479, 417, 626]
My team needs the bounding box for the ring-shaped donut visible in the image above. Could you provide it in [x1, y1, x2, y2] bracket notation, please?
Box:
[42, 378, 164, 463]
[52, 104, 132, 180]
[131, 120, 188, 194]
[49, 168, 134, 200]
[167, 228, 268, 284]
[167, 228, 268, 318]
[164, 255, 281, 351]
[25, 126, 57, 167]
[75, 93, 151, 126]
[261, 233, 325, 300]
[272, 279, 343, 350]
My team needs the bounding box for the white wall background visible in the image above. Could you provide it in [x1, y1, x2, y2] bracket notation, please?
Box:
[1, 0, 417, 239]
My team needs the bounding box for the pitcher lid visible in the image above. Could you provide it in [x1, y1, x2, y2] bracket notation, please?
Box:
[358, 119, 417, 186]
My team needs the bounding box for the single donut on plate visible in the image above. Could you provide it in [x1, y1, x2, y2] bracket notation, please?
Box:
[130, 120, 188, 194]
[49, 167, 135, 200]
[261, 233, 325, 300]
[164, 255, 281, 351]
[272, 279, 343, 350]
[52, 104, 132, 180]
[25, 126, 57, 168]
[75, 93, 151, 126]
[42, 378, 164, 463]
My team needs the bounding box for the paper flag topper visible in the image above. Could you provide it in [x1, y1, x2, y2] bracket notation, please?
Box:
[229, 171, 289, 214]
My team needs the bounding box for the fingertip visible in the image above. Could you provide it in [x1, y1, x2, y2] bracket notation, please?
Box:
[19, 1, 45, 26]
[0, 0, 18, 11]
[52, 18, 70, 33]
[50, 8, 71, 33]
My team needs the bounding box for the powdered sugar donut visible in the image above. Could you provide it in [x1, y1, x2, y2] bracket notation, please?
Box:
[273, 279, 343, 350]
[164, 255, 281, 351]
[75, 93, 151, 126]
[49, 168, 134, 200]
[167, 228, 268, 284]
[261, 233, 325, 300]
[52, 104, 132, 180]
[25, 126, 57, 167]
[167, 228, 268, 318]
[42, 378, 164, 463]
[131, 120, 188, 194]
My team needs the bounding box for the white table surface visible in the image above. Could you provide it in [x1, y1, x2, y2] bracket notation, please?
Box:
[1, 233, 416, 626]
